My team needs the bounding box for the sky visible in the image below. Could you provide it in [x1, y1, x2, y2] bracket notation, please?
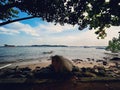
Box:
[0, 15, 120, 46]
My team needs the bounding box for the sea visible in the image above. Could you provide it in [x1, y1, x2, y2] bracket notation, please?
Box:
[0, 46, 110, 64]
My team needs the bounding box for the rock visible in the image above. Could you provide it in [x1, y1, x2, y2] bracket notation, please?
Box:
[20, 67, 31, 72]
[93, 66, 105, 70]
[103, 61, 108, 65]
[93, 66, 106, 76]
[72, 66, 80, 72]
[103, 57, 109, 60]
[97, 69, 106, 76]
[86, 58, 91, 61]
[84, 72, 96, 77]
[43, 51, 53, 54]
[111, 57, 120, 61]
[81, 67, 87, 72]
[34, 66, 55, 79]
[114, 62, 120, 68]
[73, 72, 83, 77]
[7, 74, 26, 78]
[34, 66, 41, 72]
[73, 59, 83, 62]
[96, 60, 103, 62]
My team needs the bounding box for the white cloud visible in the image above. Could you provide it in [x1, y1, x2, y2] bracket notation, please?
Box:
[33, 26, 120, 46]
[10, 22, 40, 36]
[0, 22, 39, 36]
[0, 27, 20, 35]
[0, 21, 119, 46]
[36, 23, 78, 33]
[63, 26, 120, 46]
[0, 22, 77, 36]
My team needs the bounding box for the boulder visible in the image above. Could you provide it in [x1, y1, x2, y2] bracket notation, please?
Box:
[111, 57, 120, 61]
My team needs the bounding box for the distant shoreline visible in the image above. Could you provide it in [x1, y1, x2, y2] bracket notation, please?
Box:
[0, 45, 107, 48]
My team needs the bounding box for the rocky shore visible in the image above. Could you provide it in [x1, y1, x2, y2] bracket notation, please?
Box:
[0, 55, 120, 90]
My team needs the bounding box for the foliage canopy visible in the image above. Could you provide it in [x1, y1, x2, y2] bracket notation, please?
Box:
[106, 32, 120, 53]
[0, 0, 120, 38]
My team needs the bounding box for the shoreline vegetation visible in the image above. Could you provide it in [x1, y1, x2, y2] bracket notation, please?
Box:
[0, 55, 120, 90]
[1, 44, 106, 48]
[3, 44, 68, 47]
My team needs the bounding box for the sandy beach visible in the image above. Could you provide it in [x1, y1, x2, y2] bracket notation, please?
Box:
[19, 61, 51, 70]
[14, 58, 115, 70]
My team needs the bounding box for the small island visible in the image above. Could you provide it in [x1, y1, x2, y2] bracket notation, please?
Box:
[4, 44, 15, 47]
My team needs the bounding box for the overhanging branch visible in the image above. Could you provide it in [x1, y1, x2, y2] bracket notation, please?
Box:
[0, 16, 35, 26]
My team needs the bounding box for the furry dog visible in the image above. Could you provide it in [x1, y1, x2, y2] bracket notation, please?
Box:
[51, 55, 73, 73]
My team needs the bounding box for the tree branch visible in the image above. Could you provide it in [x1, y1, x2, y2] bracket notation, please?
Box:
[0, 16, 35, 26]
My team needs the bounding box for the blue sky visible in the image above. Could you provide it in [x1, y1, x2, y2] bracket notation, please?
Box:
[0, 12, 120, 46]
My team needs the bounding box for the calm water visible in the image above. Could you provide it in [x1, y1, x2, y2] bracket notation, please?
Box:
[0, 46, 108, 63]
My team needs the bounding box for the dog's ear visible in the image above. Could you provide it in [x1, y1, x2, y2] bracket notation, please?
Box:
[50, 55, 56, 59]
[50, 55, 59, 59]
